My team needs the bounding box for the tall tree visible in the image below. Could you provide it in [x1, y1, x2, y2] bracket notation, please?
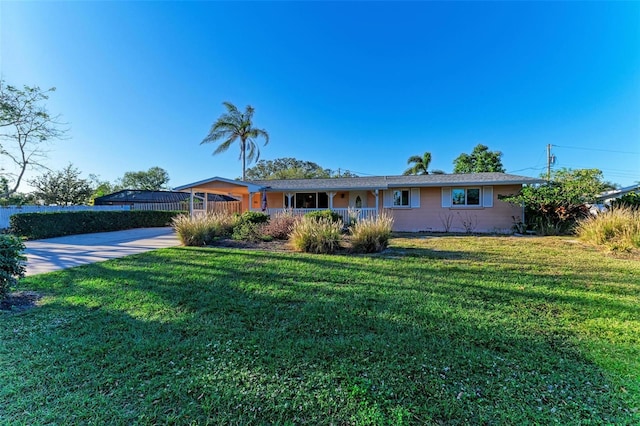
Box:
[119, 166, 170, 190]
[403, 152, 432, 175]
[245, 158, 330, 180]
[30, 164, 93, 206]
[244, 157, 358, 180]
[0, 80, 67, 197]
[201, 102, 269, 181]
[453, 144, 505, 173]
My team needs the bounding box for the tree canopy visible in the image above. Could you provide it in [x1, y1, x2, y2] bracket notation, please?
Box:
[201, 102, 269, 181]
[0, 80, 67, 197]
[244, 158, 357, 180]
[30, 164, 93, 206]
[453, 144, 505, 173]
[119, 166, 170, 191]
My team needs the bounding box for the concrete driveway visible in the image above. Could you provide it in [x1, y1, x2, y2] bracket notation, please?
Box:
[24, 227, 180, 276]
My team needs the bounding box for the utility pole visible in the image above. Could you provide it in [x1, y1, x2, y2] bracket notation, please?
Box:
[546, 144, 556, 181]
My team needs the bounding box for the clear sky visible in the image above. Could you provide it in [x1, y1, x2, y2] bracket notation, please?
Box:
[1, 1, 639, 191]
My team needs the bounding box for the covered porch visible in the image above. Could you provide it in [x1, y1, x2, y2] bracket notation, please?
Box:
[173, 176, 261, 217]
[173, 177, 382, 221]
[265, 207, 377, 223]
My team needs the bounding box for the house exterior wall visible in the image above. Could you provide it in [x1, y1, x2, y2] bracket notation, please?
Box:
[384, 185, 522, 233]
[252, 185, 522, 233]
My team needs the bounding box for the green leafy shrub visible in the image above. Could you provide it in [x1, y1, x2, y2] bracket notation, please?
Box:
[304, 209, 343, 224]
[350, 214, 394, 253]
[172, 213, 236, 246]
[261, 212, 300, 240]
[0, 234, 26, 299]
[10, 210, 182, 240]
[237, 211, 270, 225]
[500, 168, 606, 235]
[576, 206, 640, 252]
[290, 216, 343, 254]
[232, 221, 264, 242]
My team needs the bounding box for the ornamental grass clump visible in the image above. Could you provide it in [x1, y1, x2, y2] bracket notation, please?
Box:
[289, 216, 343, 254]
[349, 213, 394, 253]
[172, 213, 236, 246]
[576, 206, 640, 252]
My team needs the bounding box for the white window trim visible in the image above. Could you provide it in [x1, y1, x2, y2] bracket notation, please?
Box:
[384, 188, 420, 208]
[451, 187, 482, 207]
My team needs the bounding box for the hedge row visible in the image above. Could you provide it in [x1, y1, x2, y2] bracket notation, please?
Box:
[9, 210, 183, 240]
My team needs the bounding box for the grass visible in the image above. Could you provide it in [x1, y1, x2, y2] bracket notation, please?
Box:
[1, 235, 639, 424]
[577, 206, 640, 252]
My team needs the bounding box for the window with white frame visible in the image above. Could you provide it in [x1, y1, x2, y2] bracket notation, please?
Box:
[393, 189, 410, 207]
[451, 188, 481, 206]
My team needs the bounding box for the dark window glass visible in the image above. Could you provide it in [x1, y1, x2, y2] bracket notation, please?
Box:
[467, 188, 480, 205]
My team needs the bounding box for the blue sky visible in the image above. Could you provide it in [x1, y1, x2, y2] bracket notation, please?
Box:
[1, 1, 639, 190]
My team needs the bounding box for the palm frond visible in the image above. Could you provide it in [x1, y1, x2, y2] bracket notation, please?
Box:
[213, 137, 236, 155]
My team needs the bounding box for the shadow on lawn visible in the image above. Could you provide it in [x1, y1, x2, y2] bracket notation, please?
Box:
[5, 247, 637, 424]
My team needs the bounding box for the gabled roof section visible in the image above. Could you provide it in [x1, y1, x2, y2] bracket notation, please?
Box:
[249, 173, 542, 192]
[173, 176, 264, 193]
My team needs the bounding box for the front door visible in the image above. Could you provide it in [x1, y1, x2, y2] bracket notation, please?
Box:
[348, 191, 368, 208]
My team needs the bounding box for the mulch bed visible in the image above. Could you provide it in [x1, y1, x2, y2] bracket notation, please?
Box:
[209, 238, 293, 252]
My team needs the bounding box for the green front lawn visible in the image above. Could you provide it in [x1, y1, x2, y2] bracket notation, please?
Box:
[1, 236, 638, 424]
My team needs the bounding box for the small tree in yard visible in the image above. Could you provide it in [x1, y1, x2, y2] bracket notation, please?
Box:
[0, 234, 26, 300]
[500, 168, 608, 235]
[0, 80, 67, 197]
[30, 164, 93, 206]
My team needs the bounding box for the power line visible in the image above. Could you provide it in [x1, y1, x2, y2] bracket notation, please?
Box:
[553, 144, 640, 155]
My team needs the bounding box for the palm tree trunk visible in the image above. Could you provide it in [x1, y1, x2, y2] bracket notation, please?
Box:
[241, 139, 247, 181]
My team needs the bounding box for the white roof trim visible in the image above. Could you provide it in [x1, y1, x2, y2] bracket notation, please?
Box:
[173, 176, 264, 193]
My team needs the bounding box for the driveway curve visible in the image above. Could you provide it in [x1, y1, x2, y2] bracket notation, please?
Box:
[24, 227, 180, 276]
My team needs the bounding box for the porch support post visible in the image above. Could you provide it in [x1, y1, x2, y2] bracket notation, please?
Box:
[189, 188, 194, 218]
[286, 193, 294, 209]
[326, 192, 336, 209]
[374, 190, 379, 217]
[203, 192, 208, 214]
[248, 192, 254, 211]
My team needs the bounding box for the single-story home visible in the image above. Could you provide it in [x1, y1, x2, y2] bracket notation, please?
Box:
[174, 173, 543, 233]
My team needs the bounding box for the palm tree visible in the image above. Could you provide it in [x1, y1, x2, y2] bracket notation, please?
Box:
[201, 102, 269, 181]
[403, 151, 432, 175]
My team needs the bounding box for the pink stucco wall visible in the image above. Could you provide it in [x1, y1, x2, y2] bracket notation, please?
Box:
[384, 185, 522, 233]
[260, 185, 522, 233]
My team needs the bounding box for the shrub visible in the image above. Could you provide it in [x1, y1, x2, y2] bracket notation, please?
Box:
[576, 206, 640, 252]
[350, 214, 394, 253]
[0, 234, 26, 300]
[304, 209, 343, 224]
[262, 212, 300, 240]
[237, 211, 270, 225]
[172, 213, 236, 246]
[10, 210, 181, 240]
[232, 221, 264, 242]
[289, 216, 343, 254]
